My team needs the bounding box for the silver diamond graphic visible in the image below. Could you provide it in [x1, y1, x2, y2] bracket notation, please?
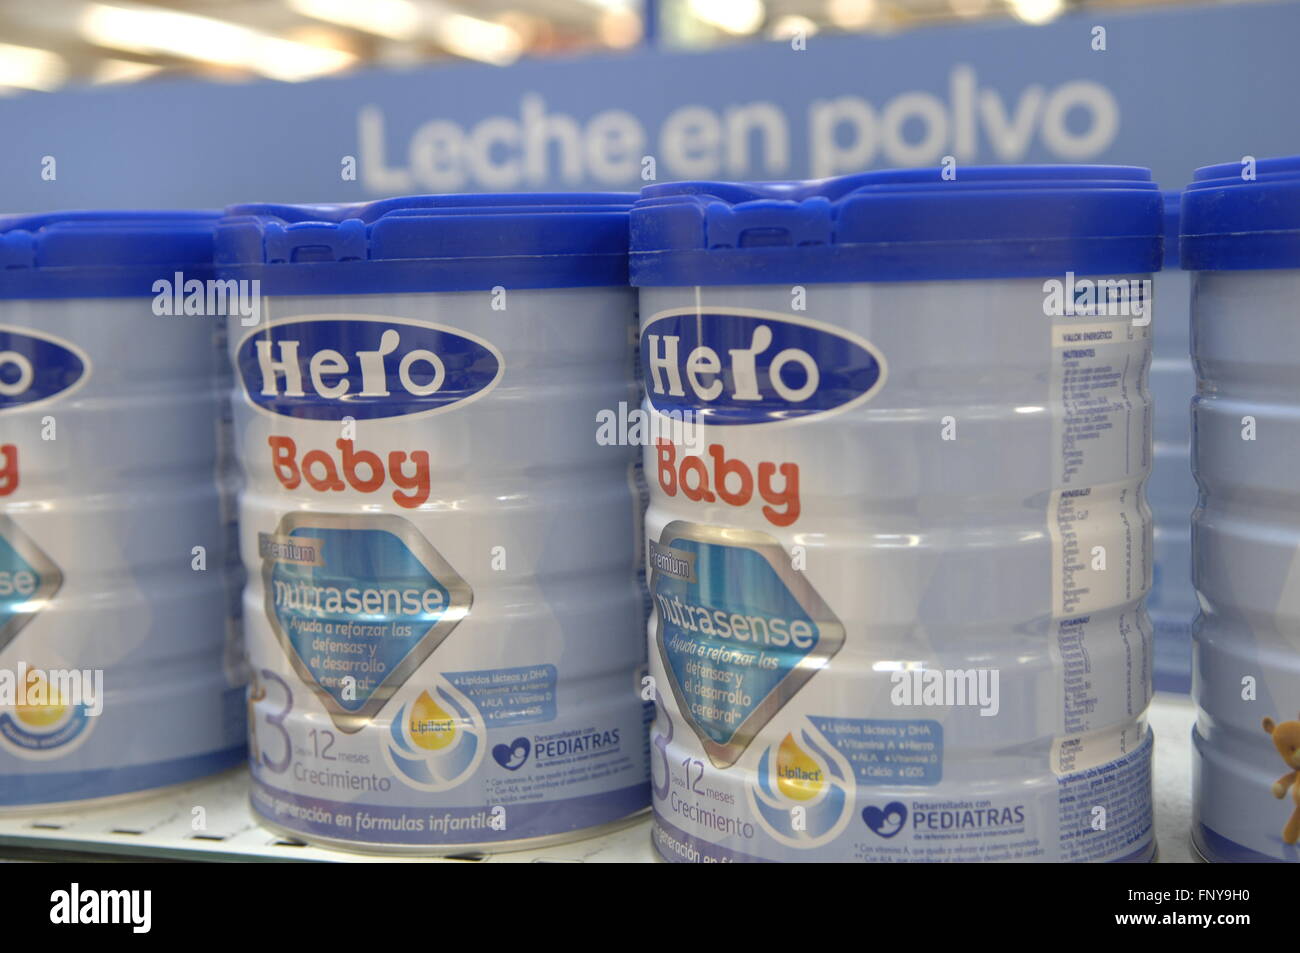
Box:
[651, 520, 845, 769]
[0, 514, 62, 654]
[262, 511, 472, 734]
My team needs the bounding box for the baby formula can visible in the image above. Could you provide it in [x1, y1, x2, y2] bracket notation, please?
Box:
[0, 211, 246, 808]
[218, 195, 649, 853]
[1150, 192, 1196, 693]
[631, 166, 1162, 863]
[1187, 156, 1300, 861]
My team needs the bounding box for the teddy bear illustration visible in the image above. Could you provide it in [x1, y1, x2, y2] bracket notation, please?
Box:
[1264, 716, 1300, 844]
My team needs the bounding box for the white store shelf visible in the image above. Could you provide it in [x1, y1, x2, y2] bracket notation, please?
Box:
[0, 694, 1197, 863]
[1149, 692, 1196, 863]
[0, 770, 653, 862]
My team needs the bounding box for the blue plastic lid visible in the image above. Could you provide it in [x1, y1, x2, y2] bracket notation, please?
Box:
[216, 193, 635, 295]
[0, 210, 218, 299]
[630, 165, 1164, 286]
[1163, 190, 1181, 269]
[1181, 155, 1300, 271]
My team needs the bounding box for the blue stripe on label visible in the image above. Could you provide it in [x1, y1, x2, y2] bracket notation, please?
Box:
[250, 775, 649, 845]
[1193, 822, 1293, 863]
[652, 813, 772, 863]
[654, 812, 1156, 864]
[0, 745, 246, 807]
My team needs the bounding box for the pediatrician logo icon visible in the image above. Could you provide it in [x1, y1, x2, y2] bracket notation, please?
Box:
[862, 801, 908, 838]
[493, 737, 530, 771]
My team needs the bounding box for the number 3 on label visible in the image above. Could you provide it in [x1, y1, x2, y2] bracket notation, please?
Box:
[253, 669, 293, 775]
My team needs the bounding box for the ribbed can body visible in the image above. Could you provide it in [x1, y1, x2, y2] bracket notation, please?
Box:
[0, 297, 245, 808]
[642, 279, 1155, 862]
[1191, 269, 1300, 862]
[234, 289, 650, 852]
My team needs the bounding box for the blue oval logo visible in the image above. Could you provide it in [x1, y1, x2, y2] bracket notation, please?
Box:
[238, 317, 503, 421]
[0, 328, 88, 411]
[640, 310, 885, 425]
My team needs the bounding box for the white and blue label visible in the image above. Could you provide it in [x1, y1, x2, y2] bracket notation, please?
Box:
[642, 282, 1154, 864]
[652, 715, 1153, 862]
[0, 300, 246, 800]
[240, 293, 650, 847]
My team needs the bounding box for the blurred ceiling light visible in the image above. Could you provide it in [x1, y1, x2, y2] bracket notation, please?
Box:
[79, 2, 357, 81]
[290, 0, 522, 64]
[949, 0, 990, 17]
[431, 12, 523, 65]
[286, 25, 359, 54]
[768, 15, 818, 41]
[688, 0, 765, 35]
[0, 42, 68, 91]
[598, 8, 642, 48]
[827, 0, 877, 29]
[1010, 0, 1064, 24]
[287, 0, 421, 41]
[92, 57, 164, 84]
[495, 11, 543, 48]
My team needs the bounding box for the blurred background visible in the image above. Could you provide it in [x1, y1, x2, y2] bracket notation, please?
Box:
[0, 0, 1293, 207]
[0, 0, 1275, 92]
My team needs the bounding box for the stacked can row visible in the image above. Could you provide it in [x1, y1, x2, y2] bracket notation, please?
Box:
[0, 158, 1294, 863]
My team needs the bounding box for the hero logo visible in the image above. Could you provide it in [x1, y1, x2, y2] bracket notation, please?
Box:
[0, 328, 88, 412]
[237, 316, 503, 420]
[642, 309, 884, 528]
[641, 309, 885, 426]
[0, 328, 89, 500]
